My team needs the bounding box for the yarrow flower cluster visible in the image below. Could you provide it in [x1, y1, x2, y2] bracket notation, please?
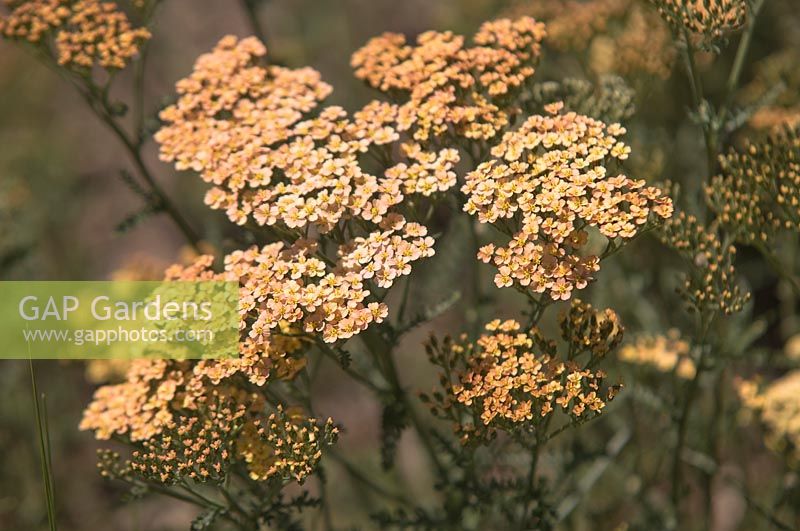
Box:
[529, 76, 637, 125]
[508, 0, 675, 78]
[737, 372, 800, 465]
[618, 330, 695, 379]
[423, 300, 623, 443]
[236, 406, 338, 483]
[707, 127, 800, 245]
[81, 351, 336, 486]
[660, 212, 749, 315]
[229, 217, 434, 344]
[0, 0, 150, 70]
[128, 389, 250, 484]
[156, 35, 461, 229]
[649, 0, 747, 47]
[80, 283, 335, 486]
[741, 51, 800, 131]
[0, 0, 68, 42]
[352, 17, 546, 142]
[559, 298, 623, 358]
[464, 102, 673, 300]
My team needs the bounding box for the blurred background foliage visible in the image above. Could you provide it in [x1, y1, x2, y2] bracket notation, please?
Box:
[2, 0, 800, 529]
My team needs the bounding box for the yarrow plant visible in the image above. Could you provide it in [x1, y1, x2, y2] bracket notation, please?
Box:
[5, 0, 800, 529]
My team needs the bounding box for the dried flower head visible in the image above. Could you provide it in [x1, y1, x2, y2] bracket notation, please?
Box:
[508, 0, 674, 78]
[559, 298, 623, 357]
[650, 0, 746, 47]
[660, 212, 749, 315]
[618, 330, 695, 379]
[464, 103, 672, 300]
[352, 17, 546, 142]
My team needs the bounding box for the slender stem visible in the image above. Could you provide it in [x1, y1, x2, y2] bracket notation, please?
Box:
[681, 29, 704, 110]
[704, 368, 726, 529]
[468, 217, 488, 337]
[87, 96, 201, 250]
[396, 274, 413, 328]
[385, 347, 446, 476]
[310, 339, 385, 394]
[680, 28, 718, 176]
[240, 0, 269, 46]
[133, 40, 151, 146]
[362, 327, 447, 476]
[218, 484, 253, 526]
[517, 436, 542, 530]
[29, 359, 57, 531]
[722, 0, 766, 118]
[671, 315, 712, 521]
[758, 245, 800, 296]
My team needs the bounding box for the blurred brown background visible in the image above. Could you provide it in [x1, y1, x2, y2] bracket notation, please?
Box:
[2, 0, 800, 529]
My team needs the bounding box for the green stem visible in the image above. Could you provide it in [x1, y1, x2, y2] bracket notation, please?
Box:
[240, 0, 269, 46]
[517, 437, 542, 530]
[29, 359, 57, 531]
[670, 315, 713, 522]
[467, 217, 489, 337]
[310, 339, 385, 394]
[87, 94, 201, 251]
[680, 28, 718, 176]
[704, 369, 726, 529]
[132, 39, 151, 146]
[361, 327, 447, 476]
[722, 0, 766, 118]
[758, 245, 800, 296]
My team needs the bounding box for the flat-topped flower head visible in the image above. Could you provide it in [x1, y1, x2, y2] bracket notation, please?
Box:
[56, 0, 151, 69]
[236, 406, 338, 483]
[352, 17, 546, 143]
[618, 330, 695, 379]
[0, 0, 70, 42]
[737, 371, 800, 466]
[463, 102, 672, 300]
[156, 36, 461, 230]
[1, 0, 150, 70]
[423, 303, 623, 443]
